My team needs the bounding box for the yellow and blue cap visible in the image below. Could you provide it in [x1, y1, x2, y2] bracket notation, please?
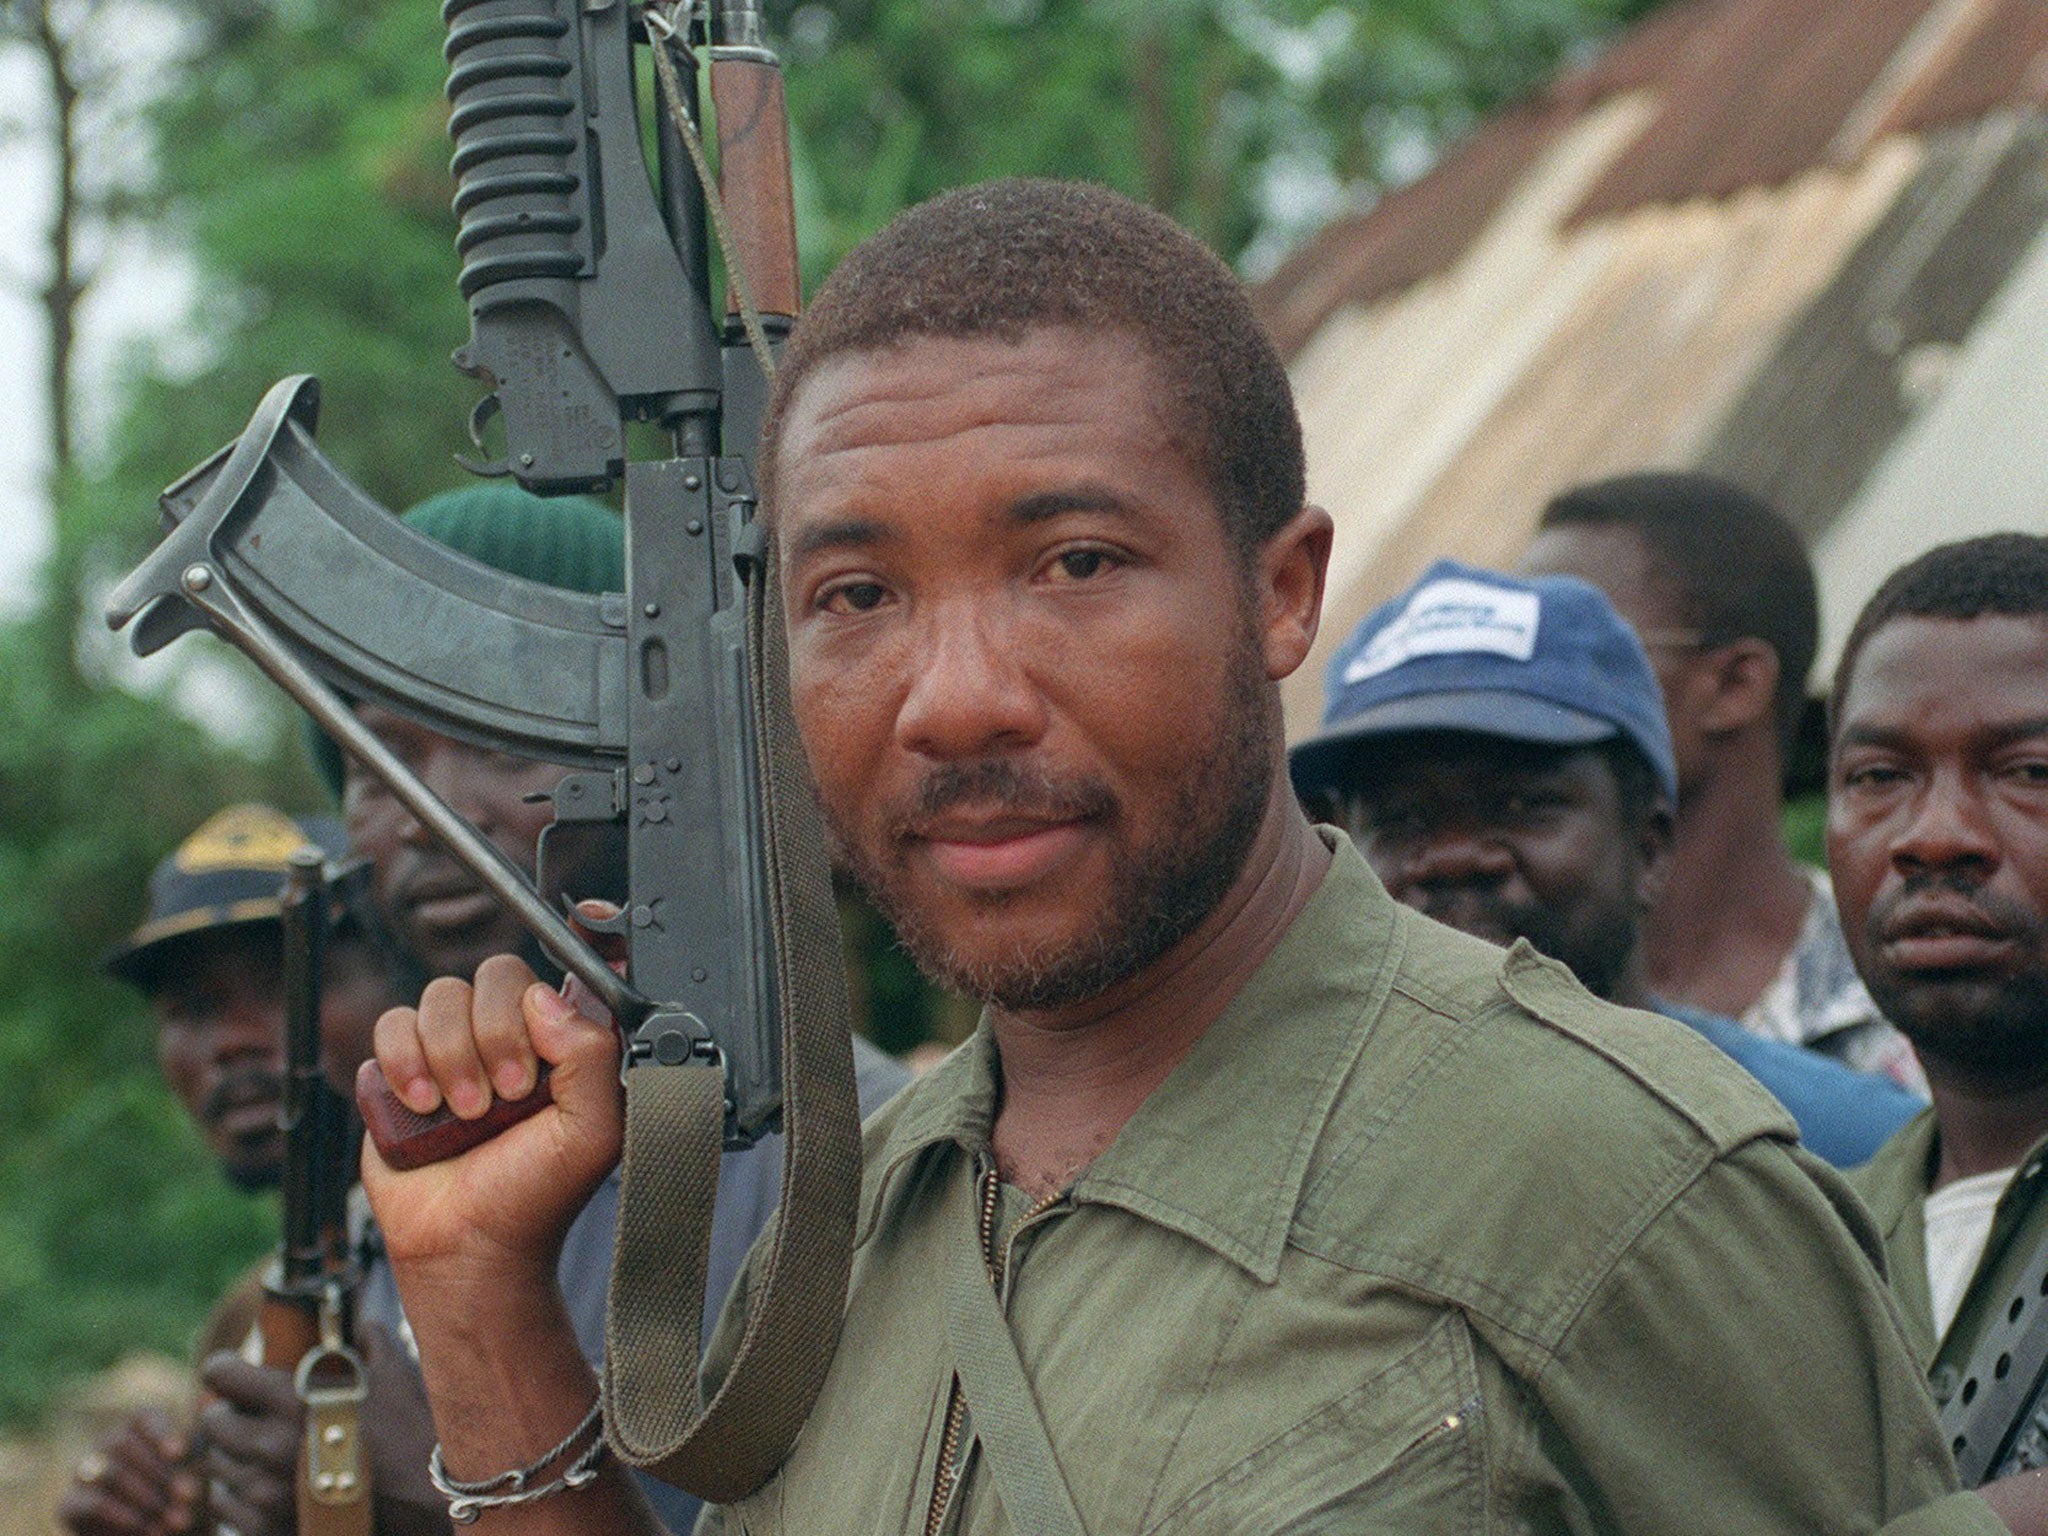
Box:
[105, 804, 349, 989]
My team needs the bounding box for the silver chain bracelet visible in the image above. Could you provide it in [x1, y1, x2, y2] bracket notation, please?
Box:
[429, 1400, 607, 1524]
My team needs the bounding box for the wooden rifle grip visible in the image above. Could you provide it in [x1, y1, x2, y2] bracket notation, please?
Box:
[356, 1060, 554, 1171]
[710, 55, 801, 319]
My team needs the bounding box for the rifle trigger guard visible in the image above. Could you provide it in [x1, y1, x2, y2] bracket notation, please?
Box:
[564, 897, 632, 936]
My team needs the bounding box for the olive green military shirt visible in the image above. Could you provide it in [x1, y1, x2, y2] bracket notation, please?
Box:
[700, 840, 1998, 1534]
[1850, 1109, 2048, 1392]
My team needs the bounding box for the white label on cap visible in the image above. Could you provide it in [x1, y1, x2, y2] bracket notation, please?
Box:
[1343, 579, 1541, 684]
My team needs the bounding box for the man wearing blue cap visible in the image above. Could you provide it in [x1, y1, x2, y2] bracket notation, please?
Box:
[1293, 560, 1922, 1167]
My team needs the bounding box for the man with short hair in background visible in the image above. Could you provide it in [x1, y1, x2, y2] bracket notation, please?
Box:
[1835, 536, 2048, 1418]
[1291, 561, 1922, 1168]
[1523, 471, 1919, 1086]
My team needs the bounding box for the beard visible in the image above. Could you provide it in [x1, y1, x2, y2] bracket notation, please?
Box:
[202, 1064, 286, 1191]
[1861, 874, 2048, 1081]
[825, 639, 1277, 1012]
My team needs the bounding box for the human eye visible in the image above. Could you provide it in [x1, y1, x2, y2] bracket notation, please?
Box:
[1357, 801, 1426, 843]
[476, 745, 551, 782]
[1042, 544, 1125, 584]
[1838, 758, 1908, 793]
[815, 576, 892, 616]
[159, 992, 213, 1029]
[1500, 786, 1569, 825]
[1998, 752, 2048, 789]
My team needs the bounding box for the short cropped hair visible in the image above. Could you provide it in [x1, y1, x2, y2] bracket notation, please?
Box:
[1539, 473, 1818, 751]
[1830, 533, 2048, 731]
[760, 179, 1305, 558]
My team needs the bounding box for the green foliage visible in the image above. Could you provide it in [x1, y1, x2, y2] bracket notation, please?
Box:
[0, 609, 308, 1425]
[771, 0, 1673, 276]
[1783, 790, 1828, 872]
[70, 0, 472, 593]
[6, 0, 1681, 1428]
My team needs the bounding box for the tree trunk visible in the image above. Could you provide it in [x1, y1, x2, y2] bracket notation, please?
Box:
[34, 0, 81, 477]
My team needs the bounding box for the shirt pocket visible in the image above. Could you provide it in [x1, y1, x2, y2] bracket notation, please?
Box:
[1147, 1309, 1486, 1536]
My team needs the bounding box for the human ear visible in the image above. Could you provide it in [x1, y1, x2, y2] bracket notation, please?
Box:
[1257, 505, 1334, 681]
[1635, 802, 1676, 915]
[1696, 638, 1779, 736]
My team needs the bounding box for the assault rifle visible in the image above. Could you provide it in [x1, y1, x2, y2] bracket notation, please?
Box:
[258, 847, 371, 1536]
[1941, 1223, 2048, 1485]
[105, 0, 860, 1503]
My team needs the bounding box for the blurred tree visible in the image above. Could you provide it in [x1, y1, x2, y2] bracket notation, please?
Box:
[0, 604, 311, 1423]
[0, 0, 156, 478]
[769, 0, 1672, 278]
[61, 0, 470, 597]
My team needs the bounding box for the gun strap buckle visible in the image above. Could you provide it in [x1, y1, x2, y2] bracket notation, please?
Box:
[623, 1011, 721, 1078]
[295, 1297, 370, 1513]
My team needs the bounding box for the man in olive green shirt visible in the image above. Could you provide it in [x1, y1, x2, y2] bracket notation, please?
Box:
[361, 183, 2009, 1535]
[705, 837, 1981, 1533]
[1831, 537, 2048, 1497]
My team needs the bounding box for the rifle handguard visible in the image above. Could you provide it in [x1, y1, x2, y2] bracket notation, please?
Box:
[709, 51, 800, 321]
[357, 1060, 556, 1172]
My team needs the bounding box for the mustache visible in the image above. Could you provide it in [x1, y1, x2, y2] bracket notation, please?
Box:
[200, 1065, 285, 1128]
[387, 850, 491, 906]
[1868, 872, 2043, 944]
[889, 760, 1116, 838]
[1410, 881, 1530, 936]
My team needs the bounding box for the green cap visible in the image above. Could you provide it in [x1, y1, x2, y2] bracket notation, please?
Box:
[304, 485, 623, 796]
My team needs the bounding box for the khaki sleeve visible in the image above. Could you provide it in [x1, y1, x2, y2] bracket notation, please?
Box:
[1530, 1139, 1972, 1535]
[1878, 1494, 2013, 1535]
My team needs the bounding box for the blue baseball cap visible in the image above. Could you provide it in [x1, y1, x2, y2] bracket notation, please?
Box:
[1289, 559, 1678, 803]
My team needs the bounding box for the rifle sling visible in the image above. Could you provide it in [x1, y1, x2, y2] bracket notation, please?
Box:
[601, 532, 864, 1503]
[943, 1249, 1089, 1536]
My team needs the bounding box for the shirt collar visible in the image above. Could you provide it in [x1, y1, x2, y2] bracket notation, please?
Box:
[859, 834, 1406, 1283]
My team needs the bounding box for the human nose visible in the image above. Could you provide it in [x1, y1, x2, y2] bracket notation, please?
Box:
[1892, 767, 1999, 877]
[1393, 823, 1517, 890]
[894, 601, 1047, 759]
[397, 744, 490, 846]
[208, 991, 283, 1064]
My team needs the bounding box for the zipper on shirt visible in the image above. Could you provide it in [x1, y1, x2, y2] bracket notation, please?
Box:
[924, 1157, 1064, 1536]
